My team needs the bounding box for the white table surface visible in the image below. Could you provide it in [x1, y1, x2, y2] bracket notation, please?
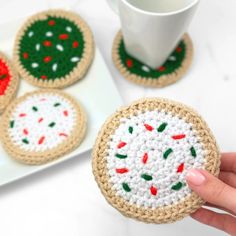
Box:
[0, 0, 234, 235]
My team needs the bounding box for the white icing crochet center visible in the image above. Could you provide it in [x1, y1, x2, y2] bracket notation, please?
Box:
[106, 110, 206, 209]
[9, 93, 77, 152]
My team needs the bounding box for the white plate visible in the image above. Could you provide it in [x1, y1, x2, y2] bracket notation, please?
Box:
[0, 18, 123, 186]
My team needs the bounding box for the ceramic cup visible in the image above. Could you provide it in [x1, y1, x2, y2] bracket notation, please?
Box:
[107, 0, 199, 69]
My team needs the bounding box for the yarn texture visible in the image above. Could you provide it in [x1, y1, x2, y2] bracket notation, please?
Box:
[112, 31, 193, 87]
[0, 90, 87, 165]
[0, 52, 19, 113]
[13, 10, 94, 88]
[92, 98, 220, 224]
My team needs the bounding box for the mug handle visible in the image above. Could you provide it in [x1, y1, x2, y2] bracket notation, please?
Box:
[106, 0, 119, 14]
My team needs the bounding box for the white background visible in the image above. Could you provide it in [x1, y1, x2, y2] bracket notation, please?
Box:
[0, 0, 235, 235]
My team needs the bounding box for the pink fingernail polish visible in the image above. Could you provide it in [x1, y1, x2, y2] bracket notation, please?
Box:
[186, 169, 206, 186]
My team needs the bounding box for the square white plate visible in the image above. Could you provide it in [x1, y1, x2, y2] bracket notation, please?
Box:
[0, 18, 123, 186]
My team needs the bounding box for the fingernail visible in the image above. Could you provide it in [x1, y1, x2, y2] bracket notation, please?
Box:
[186, 169, 206, 186]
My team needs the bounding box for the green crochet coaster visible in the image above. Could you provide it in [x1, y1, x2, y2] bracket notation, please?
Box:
[112, 31, 193, 87]
[14, 10, 94, 88]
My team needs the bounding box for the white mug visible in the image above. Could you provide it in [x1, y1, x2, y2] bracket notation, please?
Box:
[107, 0, 199, 69]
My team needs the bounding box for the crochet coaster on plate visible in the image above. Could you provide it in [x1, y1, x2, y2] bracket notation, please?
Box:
[92, 98, 220, 224]
[0, 52, 19, 113]
[13, 10, 94, 88]
[0, 90, 86, 165]
[112, 31, 193, 87]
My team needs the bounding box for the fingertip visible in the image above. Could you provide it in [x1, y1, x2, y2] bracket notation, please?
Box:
[185, 169, 206, 186]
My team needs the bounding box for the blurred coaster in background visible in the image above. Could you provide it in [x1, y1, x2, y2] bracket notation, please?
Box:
[0, 52, 19, 113]
[0, 90, 87, 165]
[112, 31, 193, 88]
[13, 9, 94, 89]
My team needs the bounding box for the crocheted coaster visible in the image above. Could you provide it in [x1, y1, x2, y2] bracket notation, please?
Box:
[92, 98, 220, 224]
[13, 10, 94, 88]
[112, 31, 193, 87]
[0, 52, 19, 113]
[0, 90, 86, 165]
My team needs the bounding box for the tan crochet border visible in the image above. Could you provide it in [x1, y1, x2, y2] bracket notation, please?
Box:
[13, 9, 94, 89]
[92, 98, 220, 224]
[0, 52, 19, 113]
[112, 31, 193, 88]
[0, 90, 87, 165]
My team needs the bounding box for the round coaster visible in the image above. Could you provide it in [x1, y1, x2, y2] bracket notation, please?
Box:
[112, 31, 193, 87]
[0, 90, 86, 165]
[92, 98, 220, 224]
[13, 10, 94, 88]
[0, 52, 19, 113]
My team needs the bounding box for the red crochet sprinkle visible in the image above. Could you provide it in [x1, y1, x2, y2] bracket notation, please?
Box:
[150, 186, 158, 196]
[23, 52, 28, 59]
[117, 142, 127, 149]
[48, 20, 55, 26]
[38, 117, 44, 123]
[43, 40, 52, 47]
[172, 134, 186, 140]
[59, 34, 69, 40]
[158, 66, 166, 72]
[176, 47, 182, 53]
[41, 75, 47, 80]
[126, 59, 133, 68]
[63, 110, 68, 117]
[116, 168, 129, 174]
[23, 129, 29, 135]
[59, 133, 68, 137]
[44, 56, 52, 63]
[38, 136, 45, 145]
[73, 41, 79, 48]
[177, 163, 184, 173]
[19, 113, 26, 117]
[144, 123, 154, 131]
[142, 153, 148, 164]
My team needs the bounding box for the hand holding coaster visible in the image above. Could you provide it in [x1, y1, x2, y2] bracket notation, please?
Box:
[92, 98, 220, 223]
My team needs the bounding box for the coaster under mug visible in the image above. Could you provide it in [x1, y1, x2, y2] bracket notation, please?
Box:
[112, 31, 193, 88]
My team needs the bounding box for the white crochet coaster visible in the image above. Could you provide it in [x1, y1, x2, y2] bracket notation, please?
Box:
[92, 98, 220, 224]
[0, 90, 86, 165]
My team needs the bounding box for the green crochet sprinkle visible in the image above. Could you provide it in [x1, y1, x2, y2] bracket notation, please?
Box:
[54, 103, 61, 107]
[48, 122, 56, 128]
[19, 16, 85, 81]
[115, 154, 128, 159]
[171, 182, 184, 191]
[32, 106, 38, 112]
[190, 146, 197, 157]
[163, 148, 173, 159]
[10, 120, 15, 128]
[22, 138, 29, 144]
[141, 174, 153, 181]
[0, 74, 7, 80]
[122, 183, 131, 192]
[128, 126, 133, 134]
[157, 123, 168, 132]
[118, 38, 186, 79]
